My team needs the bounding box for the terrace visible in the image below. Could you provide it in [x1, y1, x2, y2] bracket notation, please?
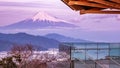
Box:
[59, 43, 120, 68]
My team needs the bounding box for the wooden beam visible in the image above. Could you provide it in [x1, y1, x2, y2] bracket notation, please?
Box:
[61, 0, 120, 14]
[110, 0, 120, 4]
[68, 1, 111, 8]
[62, 0, 75, 10]
[62, 0, 83, 10]
[80, 9, 120, 14]
[88, 0, 120, 9]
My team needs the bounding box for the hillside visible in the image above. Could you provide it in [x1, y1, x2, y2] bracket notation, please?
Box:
[0, 33, 60, 51]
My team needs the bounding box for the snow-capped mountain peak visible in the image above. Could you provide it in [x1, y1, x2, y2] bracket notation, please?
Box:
[32, 11, 64, 22]
[0, 11, 77, 30]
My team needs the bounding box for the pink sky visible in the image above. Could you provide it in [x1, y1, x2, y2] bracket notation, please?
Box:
[0, 0, 120, 32]
[0, 0, 77, 26]
[0, 0, 58, 2]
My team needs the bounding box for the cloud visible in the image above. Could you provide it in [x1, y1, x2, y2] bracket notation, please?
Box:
[70, 14, 120, 31]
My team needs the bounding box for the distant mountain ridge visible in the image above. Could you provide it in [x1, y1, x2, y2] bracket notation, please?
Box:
[0, 32, 91, 51]
[0, 12, 76, 29]
[0, 40, 14, 51]
[45, 33, 91, 43]
[0, 33, 60, 51]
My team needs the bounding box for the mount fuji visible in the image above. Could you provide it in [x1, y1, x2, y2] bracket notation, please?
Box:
[0, 12, 76, 29]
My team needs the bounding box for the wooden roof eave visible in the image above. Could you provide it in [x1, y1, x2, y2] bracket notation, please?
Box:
[88, 0, 120, 9]
[110, 0, 120, 4]
[80, 9, 120, 14]
[61, 0, 83, 11]
[68, 1, 111, 9]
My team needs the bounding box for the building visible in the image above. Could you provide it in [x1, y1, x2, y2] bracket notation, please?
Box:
[59, 43, 120, 68]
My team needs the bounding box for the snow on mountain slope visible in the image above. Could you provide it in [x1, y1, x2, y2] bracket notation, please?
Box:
[0, 12, 77, 29]
[32, 11, 65, 22]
